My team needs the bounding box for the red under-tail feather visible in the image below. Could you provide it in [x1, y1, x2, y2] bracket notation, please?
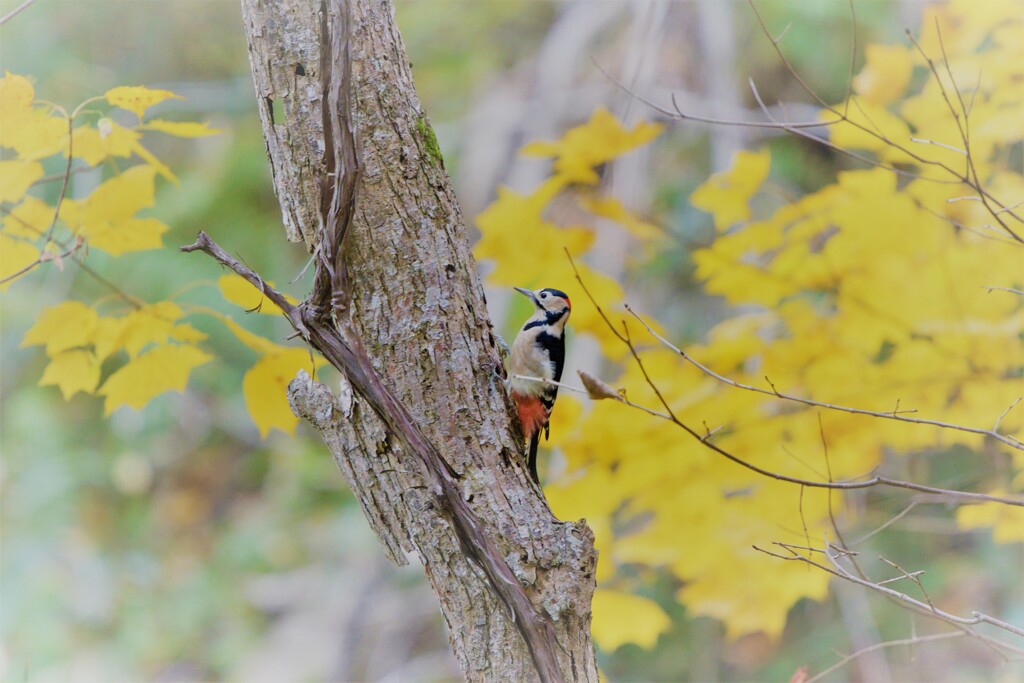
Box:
[513, 393, 547, 484]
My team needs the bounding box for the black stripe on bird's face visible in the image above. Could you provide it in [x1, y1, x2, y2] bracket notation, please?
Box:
[521, 307, 568, 331]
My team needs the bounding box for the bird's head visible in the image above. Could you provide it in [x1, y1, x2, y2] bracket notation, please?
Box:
[514, 286, 572, 318]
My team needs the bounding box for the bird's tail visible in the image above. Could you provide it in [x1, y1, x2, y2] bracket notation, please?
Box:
[527, 432, 540, 485]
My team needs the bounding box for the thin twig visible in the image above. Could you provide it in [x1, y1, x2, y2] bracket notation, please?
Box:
[654, 4, 1024, 239]
[806, 632, 965, 683]
[905, 29, 1023, 238]
[849, 501, 919, 546]
[563, 251, 1024, 507]
[995, 398, 1023, 433]
[984, 286, 1024, 296]
[878, 556, 934, 609]
[0, 0, 38, 25]
[822, 540, 1024, 640]
[2, 115, 78, 285]
[0, 241, 83, 285]
[623, 304, 1024, 453]
[754, 542, 1024, 657]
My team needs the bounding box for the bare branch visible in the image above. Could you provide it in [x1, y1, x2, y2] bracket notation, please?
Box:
[0, 240, 83, 285]
[905, 29, 1024, 238]
[984, 286, 1024, 296]
[995, 398, 1023, 433]
[806, 632, 966, 683]
[849, 500, 920, 546]
[910, 137, 967, 155]
[842, 0, 857, 116]
[822, 541, 1024, 641]
[1, 115, 79, 286]
[878, 555, 934, 609]
[0, 0, 38, 26]
[651, 4, 1024, 240]
[754, 541, 1024, 657]
[623, 305, 1024, 453]
[563, 253, 1024, 507]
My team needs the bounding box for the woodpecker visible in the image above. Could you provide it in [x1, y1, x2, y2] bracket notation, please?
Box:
[508, 286, 571, 484]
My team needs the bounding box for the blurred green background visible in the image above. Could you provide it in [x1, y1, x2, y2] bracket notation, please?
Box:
[1, 1, 1020, 681]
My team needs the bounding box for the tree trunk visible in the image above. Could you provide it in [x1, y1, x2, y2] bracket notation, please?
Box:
[237, 0, 599, 680]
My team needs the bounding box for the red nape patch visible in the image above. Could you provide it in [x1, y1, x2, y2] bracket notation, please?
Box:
[513, 393, 548, 439]
[564, 296, 571, 310]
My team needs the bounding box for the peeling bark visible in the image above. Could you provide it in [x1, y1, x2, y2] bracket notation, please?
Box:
[227, 0, 599, 680]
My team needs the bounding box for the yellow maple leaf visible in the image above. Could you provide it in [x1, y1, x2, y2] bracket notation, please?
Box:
[852, 44, 914, 106]
[116, 302, 206, 357]
[826, 101, 915, 165]
[0, 71, 34, 118]
[957, 499, 1024, 544]
[83, 302, 206, 362]
[20, 301, 99, 356]
[104, 85, 183, 120]
[60, 165, 170, 254]
[93, 316, 128, 362]
[98, 343, 212, 414]
[579, 196, 663, 241]
[0, 234, 40, 290]
[71, 119, 138, 166]
[85, 217, 168, 256]
[0, 72, 68, 161]
[212, 310, 286, 355]
[140, 120, 221, 137]
[692, 245, 796, 307]
[0, 160, 43, 203]
[217, 274, 297, 316]
[39, 349, 101, 399]
[2, 195, 54, 238]
[590, 589, 671, 651]
[66, 164, 156, 226]
[521, 107, 663, 184]
[474, 179, 593, 285]
[1, 107, 67, 162]
[690, 149, 771, 230]
[243, 348, 322, 438]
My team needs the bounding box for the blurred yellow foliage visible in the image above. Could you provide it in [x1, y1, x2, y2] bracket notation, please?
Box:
[690, 149, 770, 231]
[2, 78, 313, 439]
[243, 349, 323, 438]
[478, 0, 1023, 653]
[211, 307, 328, 437]
[38, 348, 102, 399]
[0, 160, 43, 203]
[590, 590, 671, 650]
[521, 107, 662, 184]
[21, 300, 211, 412]
[98, 344, 212, 414]
[104, 85, 183, 120]
[140, 120, 221, 138]
[957, 499, 1024, 544]
[217, 274, 298, 317]
[852, 44, 914, 106]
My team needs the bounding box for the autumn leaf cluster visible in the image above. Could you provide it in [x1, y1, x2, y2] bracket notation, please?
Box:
[475, 0, 1023, 651]
[3, 78, 317, 438]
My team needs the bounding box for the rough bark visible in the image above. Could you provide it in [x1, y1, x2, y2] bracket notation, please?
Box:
[233, 0, 600, 680]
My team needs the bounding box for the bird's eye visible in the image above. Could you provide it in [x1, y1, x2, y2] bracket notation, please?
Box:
[540, 292, 548, 298]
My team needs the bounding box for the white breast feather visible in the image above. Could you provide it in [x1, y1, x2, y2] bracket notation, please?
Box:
[508, 327, 552, 397]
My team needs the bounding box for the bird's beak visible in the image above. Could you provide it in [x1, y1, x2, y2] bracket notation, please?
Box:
[514, 286, 539, 307]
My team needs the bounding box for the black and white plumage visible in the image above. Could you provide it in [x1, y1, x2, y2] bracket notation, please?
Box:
[507, 286, 571, 484]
